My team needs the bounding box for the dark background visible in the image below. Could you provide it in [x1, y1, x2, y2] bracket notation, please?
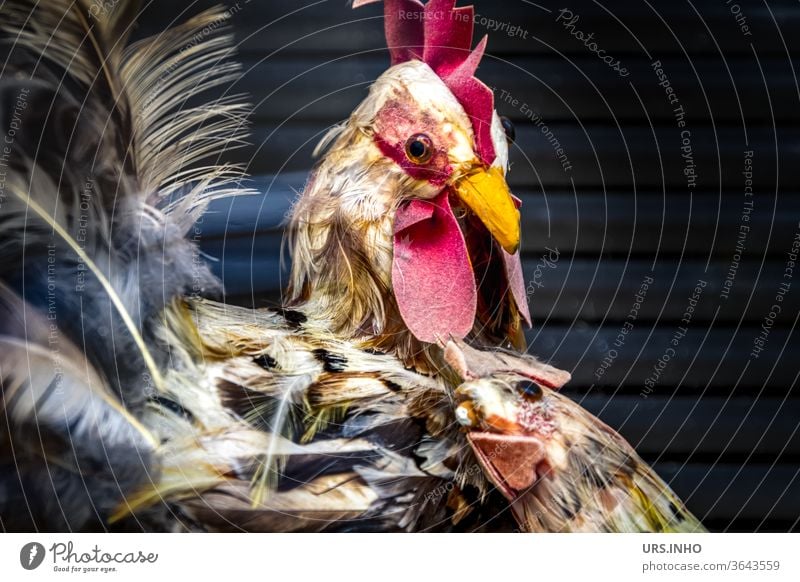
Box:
[141, 0, 800, 531]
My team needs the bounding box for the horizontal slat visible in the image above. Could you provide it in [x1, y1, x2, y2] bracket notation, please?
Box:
[236, 124, 799, 188]
[704, 518, 797, 533]
[232, 56, 800, 124]
[205, 253, 284, 304]
[655, 464, 800, 526]
[522, 260, 799, 324]
[519, 191, 800, 258]
[575, 395, 800, 457]
[528, 326, 798, 390]
[198, 173, 303, 236]
[142, 1, 800, 56]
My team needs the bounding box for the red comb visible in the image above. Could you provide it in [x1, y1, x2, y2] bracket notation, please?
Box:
[354, 0, 496, 165]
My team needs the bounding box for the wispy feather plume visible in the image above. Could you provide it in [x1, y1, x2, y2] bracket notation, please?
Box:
[0, 283, 157, 530]
[0, 0, 254, 529]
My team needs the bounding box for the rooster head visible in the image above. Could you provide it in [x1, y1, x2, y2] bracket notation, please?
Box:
[289, 0, 530, 359]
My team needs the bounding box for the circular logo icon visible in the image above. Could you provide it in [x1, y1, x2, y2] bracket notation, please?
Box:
[20, 542, 46, 570]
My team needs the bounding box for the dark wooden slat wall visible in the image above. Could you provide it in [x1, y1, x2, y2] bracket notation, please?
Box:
[144, 1, 800, 531]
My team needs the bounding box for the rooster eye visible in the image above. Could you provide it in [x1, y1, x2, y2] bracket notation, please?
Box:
[405, 134, 433, 164]
[500, 116, 516, 144]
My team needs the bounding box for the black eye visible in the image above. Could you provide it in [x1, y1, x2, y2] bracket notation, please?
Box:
[405, 134, 433, 164]
[518, 380, 542, 401]
[500, 116, 515, 144]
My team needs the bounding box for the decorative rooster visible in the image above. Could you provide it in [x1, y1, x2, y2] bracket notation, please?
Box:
[0, 0, 704, 532]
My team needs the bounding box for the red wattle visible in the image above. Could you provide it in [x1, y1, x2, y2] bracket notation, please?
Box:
[392, 192, 477, 343]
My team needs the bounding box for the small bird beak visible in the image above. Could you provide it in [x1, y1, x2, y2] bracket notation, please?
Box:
[452, 165, 521, 254]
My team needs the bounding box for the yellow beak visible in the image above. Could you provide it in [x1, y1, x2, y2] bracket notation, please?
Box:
[453, 166, 521, 254]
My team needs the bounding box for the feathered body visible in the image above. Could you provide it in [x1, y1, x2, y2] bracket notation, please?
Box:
[137, 299, 505, 532]
[0, 0, 705, 533]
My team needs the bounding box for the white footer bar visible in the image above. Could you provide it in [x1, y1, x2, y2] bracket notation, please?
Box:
[1, 533, 798, 581]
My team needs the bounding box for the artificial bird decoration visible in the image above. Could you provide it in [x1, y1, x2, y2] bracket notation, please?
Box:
[0, 0, 705, 532]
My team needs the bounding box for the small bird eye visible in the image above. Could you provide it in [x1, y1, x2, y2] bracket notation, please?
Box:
[405, 134, 433, 164]
[518, 380, 542, 401]
[500, 116, 516, 144]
